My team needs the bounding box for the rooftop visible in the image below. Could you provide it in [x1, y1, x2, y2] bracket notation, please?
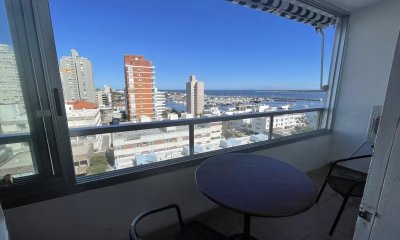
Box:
[67, 100, 97, 110]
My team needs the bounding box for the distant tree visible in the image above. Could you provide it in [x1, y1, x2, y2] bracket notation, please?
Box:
[105, 149, 115, 166]
[161, 110, 169, 119]
[87, 153, 108, 175]
[294, 114, 317, 133]
[171, 108, 182, 117]
[121, 112, 128, 122]
[221, 123, 246, 139]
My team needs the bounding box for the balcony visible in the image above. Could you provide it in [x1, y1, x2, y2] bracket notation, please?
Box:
[2, 0, 400, 240]
[144, 166, 360, 240]
[67, 108, 323, 177]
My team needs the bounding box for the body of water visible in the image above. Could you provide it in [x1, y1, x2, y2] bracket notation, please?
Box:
[164, 90, 326, 112]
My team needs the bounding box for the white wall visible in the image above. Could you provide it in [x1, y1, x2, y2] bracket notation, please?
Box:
[354, 28, 400, 240]
[4, 135, 331, 240]
[329, 0, 400, 160]
[256, 135, 332, 171]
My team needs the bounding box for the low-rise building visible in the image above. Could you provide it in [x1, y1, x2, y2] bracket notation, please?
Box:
[71, 144, 94, 176]
[66, 101, 102, 151]
[96, 90, 112, 108]
[112, 122, 222, 170]
[154, 88, 166, 120]
[251, 114, 304, 134]
[0, 103, 31, 169]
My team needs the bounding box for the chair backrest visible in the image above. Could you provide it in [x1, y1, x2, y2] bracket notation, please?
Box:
[130, 204, 185, 240]
[340, 143, 373, 174]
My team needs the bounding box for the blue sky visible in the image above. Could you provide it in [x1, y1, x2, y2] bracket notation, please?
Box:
[0, 2, 12, 45]
[48, 0, 335, 90]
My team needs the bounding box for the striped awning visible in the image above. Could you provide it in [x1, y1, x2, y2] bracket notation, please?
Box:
[227, 0, 336, 28]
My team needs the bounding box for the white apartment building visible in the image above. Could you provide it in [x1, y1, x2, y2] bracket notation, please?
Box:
[112, 122, 222, 169]
[253, 105, 275, 112]
[0, 44, 23, 105]
[0, 104, 28, 134]
[0, 44, 30, 167]
[203, 107, 221, 116]
[65, 104, 102, 151]
[95, 91, 112, 108]
[251, 114, 304, 134]
[104, 85, 112, 94]
[0, 105, 30, 165]
[186, 75, 204, 116]
[96, 85, 112, 108]
[59, 49, 96, 103]
[154, 88, 166, 120]
[71, 144, 94, 176]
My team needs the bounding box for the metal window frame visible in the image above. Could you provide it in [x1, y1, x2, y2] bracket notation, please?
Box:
[322, 15, 349, 130]
[0, 0, 68, 208]
[2, 0, 65, 178]
[0, 0, 350, 209]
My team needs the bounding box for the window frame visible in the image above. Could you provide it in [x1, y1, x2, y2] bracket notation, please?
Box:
[0, 0, 350, 209]
[0, 0, 72, 207]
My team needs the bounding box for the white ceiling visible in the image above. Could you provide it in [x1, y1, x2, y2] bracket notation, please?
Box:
[325, 0, 387, 12]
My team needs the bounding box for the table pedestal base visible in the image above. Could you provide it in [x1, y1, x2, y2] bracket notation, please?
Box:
[229, 214, 257, 240]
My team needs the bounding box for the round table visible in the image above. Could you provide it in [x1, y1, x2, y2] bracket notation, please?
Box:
[195, 153, 317, 240]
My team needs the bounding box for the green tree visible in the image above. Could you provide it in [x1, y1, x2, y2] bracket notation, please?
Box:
[221, 123, 246, 139]
[87, 153, 108, 175]
[171, 108, 182, 117]
[161, 110, 169, 119]
[294, 114, 317, 133]
[121, 112, 128, 122]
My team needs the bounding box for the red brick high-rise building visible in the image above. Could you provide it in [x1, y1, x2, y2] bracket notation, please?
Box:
[124, 55, 155, 121]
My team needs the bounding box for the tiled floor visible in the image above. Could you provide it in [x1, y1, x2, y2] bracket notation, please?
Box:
[192, 166, 361, 240]
[147, 166, 361, 240]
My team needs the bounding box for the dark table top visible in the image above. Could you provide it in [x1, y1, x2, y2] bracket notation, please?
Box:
[195, 153, 317, 217]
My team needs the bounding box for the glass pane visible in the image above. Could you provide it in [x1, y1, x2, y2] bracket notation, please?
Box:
[49, 0, 332, 178]
[0, 142, 35, 178]
[0, 2, 29, 135]
[0, 1, 36, 179]
[194, 118, 270, 154]
[71, 126, 189, 176]
[271, 112, 320, 139]
[49, 0, 333, 124]
[193, 122, 223, 154]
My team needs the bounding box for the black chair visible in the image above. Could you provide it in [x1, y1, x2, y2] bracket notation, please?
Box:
[130, 204, 228, 240]
[315, 154, 372, 235]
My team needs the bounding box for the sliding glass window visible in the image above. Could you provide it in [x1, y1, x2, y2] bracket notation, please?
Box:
[0, 0, 63, 199]
[0, 0, 348, 207]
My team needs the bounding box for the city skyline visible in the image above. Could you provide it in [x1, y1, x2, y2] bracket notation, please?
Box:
[49, 0, 335, 91]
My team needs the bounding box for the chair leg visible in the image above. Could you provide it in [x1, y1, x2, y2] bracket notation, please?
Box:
[315, 179, 328, 203]
[329, 195, 350, 236]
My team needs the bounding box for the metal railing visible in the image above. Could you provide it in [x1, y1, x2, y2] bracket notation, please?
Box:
[68, 107, 324, 156]
[0, 132, 31, 145]
[0, 108, 324, 149]
[0, 107, 325, 185]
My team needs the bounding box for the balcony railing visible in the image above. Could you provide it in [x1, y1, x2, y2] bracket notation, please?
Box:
[0, 107, 325, 183]
[70, 108, 323, 136]
[67, 107, 324, 180]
